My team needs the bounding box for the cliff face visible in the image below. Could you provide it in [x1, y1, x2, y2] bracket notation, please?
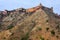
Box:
[0, 4, 60, 40]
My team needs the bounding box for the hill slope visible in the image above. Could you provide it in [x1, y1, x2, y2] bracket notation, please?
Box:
[0, 4, 60, 40]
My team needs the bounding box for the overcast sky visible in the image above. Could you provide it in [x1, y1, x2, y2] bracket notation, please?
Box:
[0, 0, 60, 14]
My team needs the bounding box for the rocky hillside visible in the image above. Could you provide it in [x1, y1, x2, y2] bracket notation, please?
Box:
[0, 4, 60, 40]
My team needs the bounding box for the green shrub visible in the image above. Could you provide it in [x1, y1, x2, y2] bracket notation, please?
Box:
[7, 24, 14, 29]
[38, 27, 42, 31]
[51, 30, 55, 36]
[46, 20, 48, 22]
[40, 36, 44, 40]
[21, 33, 29, 40]
[46, 27, 49, 31]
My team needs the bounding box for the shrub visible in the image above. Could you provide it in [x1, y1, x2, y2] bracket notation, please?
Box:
[21, 33, 29, 40]
[40, 36, 44, 40]
[46, 27, 49, 31]
[46, 20, 48, 22]
[3, 37, 6, 39]
[51, 30, 55, 36]
[7, 24, 14, 29]
[38, 27, 42, 31]
[47, 39, 49, 40]
[56, 35, 59, 38]
[56, 25, 59, 29]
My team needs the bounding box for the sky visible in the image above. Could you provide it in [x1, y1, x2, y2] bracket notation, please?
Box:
[0, 0, 60, 14]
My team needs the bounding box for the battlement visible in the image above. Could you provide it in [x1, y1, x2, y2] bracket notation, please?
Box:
[26, 3, 54, 13]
